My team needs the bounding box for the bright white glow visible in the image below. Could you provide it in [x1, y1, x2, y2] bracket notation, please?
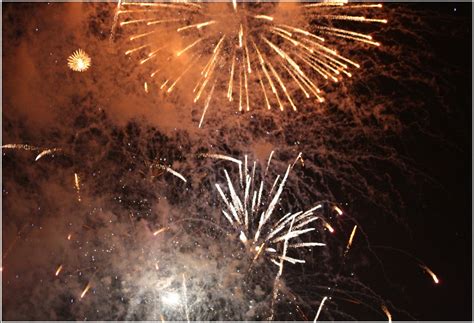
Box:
[162, 291, 181, 307]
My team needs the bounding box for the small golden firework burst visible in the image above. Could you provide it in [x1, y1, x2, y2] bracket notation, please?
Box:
[67, 49, 91, 72]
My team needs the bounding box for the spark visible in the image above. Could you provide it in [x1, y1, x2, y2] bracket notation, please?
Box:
[334, 205, 343, 215]
[420, 264, 440, 284]
[201, 153, 242, 166]
[67, 233, 72, 240]
[55, 265, 63, 276]
[345, 225, 358, 253]
[35, 148, 62, 161]
[110, 0, 123, 41]
[176, 38, 203, 57]
[80, 283, 91, 299]
[381, 304, 392, 322]
[153, 227, 169, 236]
[2, 144, 38, 151]
[67, 49, 91, 72]
[314, 296, 328, 322]
[324, 222, 335, 233]
[182, 273, 190, 323]
[74, 173, 82, 202]
[198, 81, 216, 128]
[151, 163, 187, 183]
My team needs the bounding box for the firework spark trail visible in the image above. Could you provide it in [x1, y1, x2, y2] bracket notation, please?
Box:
[201, 153, 242, 166]
[151, 163, 187, 183]
[344, 224, 358, 255]
[117, 1, 387, 125]
[74, 173, 82, 202]
[67, 49, 91, 72]
[2, 144, 63, 161]
[2, 144, 40, 151]
[420, 264, 439, 284]
[381, 304, 392, 322]
[153, 227, 169, 236]
[35, 148, 62, 161]
[80, 283, 91, 299]
[213, 153, 328, 256]
[334, 205, 344, 216]
[198, 81, 216, 128]
[314, 295, 328, 322]
[182, 273, 190, 323]
[270, 213, 297, 320]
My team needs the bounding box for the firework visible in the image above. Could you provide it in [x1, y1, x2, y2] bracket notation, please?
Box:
[212, 152, 328, 266]
[67, 49, 91, 72]
[116, 1, 386, 125]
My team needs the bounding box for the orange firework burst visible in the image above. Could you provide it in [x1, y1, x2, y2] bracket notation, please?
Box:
[115, 1, 386, 124]
[67, 49, 91, 72]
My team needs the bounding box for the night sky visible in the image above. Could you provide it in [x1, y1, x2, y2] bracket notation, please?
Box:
[2, 2, 472, 321]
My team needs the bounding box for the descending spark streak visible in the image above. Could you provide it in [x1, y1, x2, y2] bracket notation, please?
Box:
[2, 144, 62, 161]
[80, 283, 91, 299]
[345, 225, 358, 253]
[2, 144, 39, 151]
[198, 82, 216, 128]
[381, 304, 392, 322]
[314, 296, 328, 322]
[153, 227, 169, 236]
[182, 273, 190, 323]
[334, 205, 343, 215]
[151, 163, 187, 183]
[201, 153, 242, 165]
[110, 0, 123, 41]
[420, 264, 439, 284]
[74, 173, 82, 202]
[67, 49, 91, 72]
[324, 221, 335, 233]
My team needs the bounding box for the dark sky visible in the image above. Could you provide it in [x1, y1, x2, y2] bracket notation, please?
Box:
[2, 2, 472, 321]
